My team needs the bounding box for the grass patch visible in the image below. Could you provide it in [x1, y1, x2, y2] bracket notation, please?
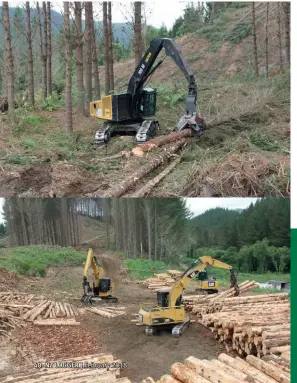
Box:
[24, 139, 37, 150]
[0, 246, 86, 277]
[227, 22, 251, 44]
[25, 115, 49, 127]
[251, 287, 289, 294]
[124, 259, 181, 280]
[6, 154, 29, 165]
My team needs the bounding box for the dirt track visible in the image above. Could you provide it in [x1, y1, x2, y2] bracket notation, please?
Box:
[0, 254, 222, 382]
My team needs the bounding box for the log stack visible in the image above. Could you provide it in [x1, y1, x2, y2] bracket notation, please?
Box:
[141, 353, 290, 383]
[0, 291, 80, 339]
[167, 270, 182, 278]
[0, 353, 131, 383]
[142, 273, 176, 291]
[195, 293, 290, 358]
[183, 280, 258, 311]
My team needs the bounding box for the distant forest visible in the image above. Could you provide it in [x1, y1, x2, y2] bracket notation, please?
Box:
[2, 197, 290, 273]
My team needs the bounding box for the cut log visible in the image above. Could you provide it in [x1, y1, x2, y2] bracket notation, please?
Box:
[218, 354, 278, 383]
[132, 129, 194, 157]
[100, 139, 189, 197]
[33, 319, 80, 326]
[185, 357, 243, 383]
[141, 378, 155, 383]
[262, 331, 290, 339]
[246, 355, 290, 383]
[211, 360, 248, 381]
[131, 157, 181, 197]
[171, 362, 211, 383]
[262, 338, 290, 349]
[281, 352, 290, 363]
[269, 346, 290, 355]
[21, 300, 46, 320]
[158, 374, 184, 383]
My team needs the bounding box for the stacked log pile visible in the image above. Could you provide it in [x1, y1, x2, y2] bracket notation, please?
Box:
[194, 293, 290, 358]
[87, 306, 126, 318]
[142, 273, 177, 291]
[0, 353, 131, 383]
[140, 353, 290, 383]
[183, 280, 258, 311]
[0, 291, 80, 339]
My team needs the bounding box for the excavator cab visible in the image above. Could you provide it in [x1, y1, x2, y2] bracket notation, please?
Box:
[157, 291, 169, 307]
[197, 270, 208, 281]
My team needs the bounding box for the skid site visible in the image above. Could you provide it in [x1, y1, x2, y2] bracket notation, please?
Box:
[0, 253, 290, 383]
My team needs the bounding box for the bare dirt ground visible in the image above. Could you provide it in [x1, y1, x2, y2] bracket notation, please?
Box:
[0, 253, 223, 382]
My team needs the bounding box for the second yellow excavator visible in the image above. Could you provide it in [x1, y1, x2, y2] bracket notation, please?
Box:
[137, 256, 239, 336]
[81, 248, 118, 304]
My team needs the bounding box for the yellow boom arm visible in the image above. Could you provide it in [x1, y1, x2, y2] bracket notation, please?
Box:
[168, 256, 233, 307]
[83, 248, 102, 288]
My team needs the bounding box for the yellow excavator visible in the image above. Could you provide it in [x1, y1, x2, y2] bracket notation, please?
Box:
[81, 248, 118, 304]
[137, 256, 239, 337]
[194, 269, 220, 294]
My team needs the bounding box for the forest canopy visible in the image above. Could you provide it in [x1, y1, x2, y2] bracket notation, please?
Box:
[2, 197, 290, 274]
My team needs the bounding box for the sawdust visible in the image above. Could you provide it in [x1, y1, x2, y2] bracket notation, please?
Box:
[14, 325, 103, 360]
[0, 268, 32, 291]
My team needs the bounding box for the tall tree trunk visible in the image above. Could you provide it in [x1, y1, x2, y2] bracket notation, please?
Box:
[277, 3, 283, 73]
[103, 2, 110, 94]
[90, 2, 101, 99]
[85, 2, 93, 104]
[64, 2, 73, 132]
[210, 2, 217, 22]
[25, 2, 35, 107]
[74, 2, 85, 115]
[282, 2, 290, 64]
[46, 2, 52, 95]
[42, 2, 48, 97]
[108, 2, 114, 93]
[265, 3, 269, 78]
[2, 2, 15, 122]
[134, 2, 142, 66]
[252, 2, 259, 76]
[36, 2, 47, 101]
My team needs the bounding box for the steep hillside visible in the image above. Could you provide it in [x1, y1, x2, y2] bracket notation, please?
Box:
[0, 3, 290, 197]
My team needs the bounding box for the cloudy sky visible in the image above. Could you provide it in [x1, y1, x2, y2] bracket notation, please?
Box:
[185, 198, 259, 217]
[0, 197, 259, 223]
[7, 1, 189, 29]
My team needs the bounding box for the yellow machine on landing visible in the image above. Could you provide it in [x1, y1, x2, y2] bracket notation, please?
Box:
[81, 248, 118, 304]
[195, 269, 220, 294]
[137, 256, 239, 337]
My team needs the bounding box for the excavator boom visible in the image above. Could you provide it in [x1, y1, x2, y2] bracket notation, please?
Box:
[168, 256, 234, 307]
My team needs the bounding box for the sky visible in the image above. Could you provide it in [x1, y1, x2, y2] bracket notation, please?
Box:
[0, 197, 259, 224]
[7, 1, 189, 29]
[185, 198, 259, 217]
